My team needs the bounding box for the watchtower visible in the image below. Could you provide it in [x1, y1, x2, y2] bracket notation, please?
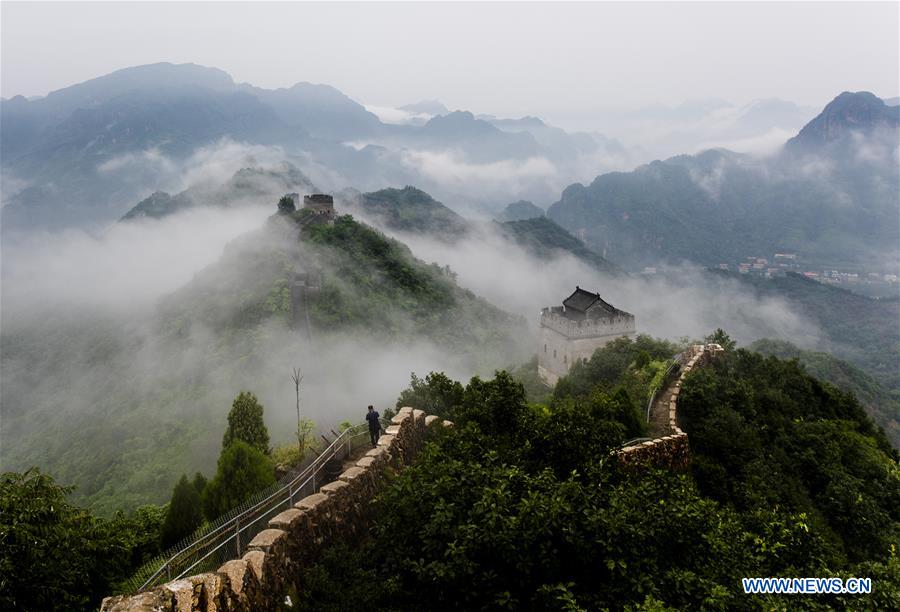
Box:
[303, 194, 335, 225]
[538, 287, 636, 385]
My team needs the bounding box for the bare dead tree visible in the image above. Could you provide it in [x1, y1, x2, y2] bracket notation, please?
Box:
[291, 368, 303, 457]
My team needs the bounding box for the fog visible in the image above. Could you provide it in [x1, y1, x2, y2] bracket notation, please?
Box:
[2, 206, 271, 314]
[350, 214, 823, 350]
[0, 199, 491, 511]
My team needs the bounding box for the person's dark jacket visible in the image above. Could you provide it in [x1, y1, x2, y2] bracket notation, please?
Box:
[366, 411, 381, 431]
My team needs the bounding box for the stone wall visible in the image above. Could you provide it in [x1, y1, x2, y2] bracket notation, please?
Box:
[615, 343, 724, 470]
[101, 407, 450, 612]
[538, 313, 636, 386]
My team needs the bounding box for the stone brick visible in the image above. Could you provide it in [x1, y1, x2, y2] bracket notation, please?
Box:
[217, 559, 249, 595]
[295, 492, 327, 511]
[242, 550, 266, 581]
[268, 508, 303, 530]
[320, 480, 348, 496]
[377, 433, 395, 445]
[339, 466, 365, 482]
[247, 529, 286, 553]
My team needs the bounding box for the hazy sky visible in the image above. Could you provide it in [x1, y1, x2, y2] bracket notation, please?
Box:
[2, 1, 898, 121]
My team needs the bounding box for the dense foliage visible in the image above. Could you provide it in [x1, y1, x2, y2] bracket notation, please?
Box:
[0, 469, 164, 610]
[201, 440, 276, 520]
[298, 338, 900, 610]
[298, 213, 528, 364]
[678, 349, 899, 563]
[750, 338, 899, 448]
[395, 371, 464, 419]
[160, 474, 203, 549]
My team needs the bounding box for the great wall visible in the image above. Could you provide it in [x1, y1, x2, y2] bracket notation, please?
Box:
[615, 343, 724, 470]
[102, 344, 724, 611]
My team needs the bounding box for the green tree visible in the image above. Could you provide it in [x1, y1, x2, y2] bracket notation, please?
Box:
[202, 440, 276, 520]
[396, 371, 465, 419]
[0, 469, 132, 610]
[160, 475, 203, 549]
[277, 195, 296, 213]
[705, 328, 736, 351]
[222, 391, 270, 455]
[192, 472, 207, 495]
[111, 505, 165, 573]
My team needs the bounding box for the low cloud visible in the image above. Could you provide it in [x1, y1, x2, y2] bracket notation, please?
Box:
[368, 220, 822, 350]
[695, 127, 796, 155]
[2, 204, 272, 315]
[400, 149, 560, 201]
[364, 104, 433, 126]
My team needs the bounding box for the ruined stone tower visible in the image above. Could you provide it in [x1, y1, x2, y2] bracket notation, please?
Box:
[303, 194, 335, 225]
[538, 287, 636, 385]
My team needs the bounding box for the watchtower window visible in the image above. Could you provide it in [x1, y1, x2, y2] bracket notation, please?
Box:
[564, 355, 567, 364]
[553, 349, 557, 359]
[544, 344, 547, 354]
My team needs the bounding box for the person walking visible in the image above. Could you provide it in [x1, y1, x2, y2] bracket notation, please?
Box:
[366, 405, 381, 447]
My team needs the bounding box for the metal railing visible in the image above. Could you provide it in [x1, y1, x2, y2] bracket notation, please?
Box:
[120, 420, 381, 594]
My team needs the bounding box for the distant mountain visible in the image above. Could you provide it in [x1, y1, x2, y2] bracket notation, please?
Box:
[341, 186, 469, 237]
[547, 93, 899, 269]
[884, 97, 900, 107]
[496, 216, 617, 273]
[399, 100, 449, 115]
[0, 64, 318, 230]
[413, 111, 542, 162]
[121, 162, 317, 220]
[1, 62, 618, 231]
[238, 82, 382, 140]
[785, 91, 899, 152]
[495, 200, 545, 222]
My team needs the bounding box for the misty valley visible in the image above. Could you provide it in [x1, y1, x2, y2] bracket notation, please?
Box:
[2, 33, 899, 612]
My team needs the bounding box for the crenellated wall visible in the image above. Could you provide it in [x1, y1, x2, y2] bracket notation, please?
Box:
[101, 407, 451, 612]
[615, 343, 724, 470]
[101, 346, 725, 610]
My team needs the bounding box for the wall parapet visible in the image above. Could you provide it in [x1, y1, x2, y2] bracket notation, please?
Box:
[101, 408, 451, 612]
[615, 343, 724, 470]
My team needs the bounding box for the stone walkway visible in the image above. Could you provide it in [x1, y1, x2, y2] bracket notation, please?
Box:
[341, 443, 375, 472]
[648, 383, 677, 438]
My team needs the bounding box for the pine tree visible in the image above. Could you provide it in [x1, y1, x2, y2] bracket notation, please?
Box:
[222, 391, 270, 454]
[202, 440, 276, 520]
[192, 472, 207, 495]
[160, 475, 203, 549]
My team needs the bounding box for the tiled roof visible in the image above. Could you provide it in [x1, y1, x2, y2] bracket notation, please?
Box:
[562, 286, 625, 316]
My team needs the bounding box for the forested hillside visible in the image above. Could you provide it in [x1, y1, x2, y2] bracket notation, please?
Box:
[0, 205, 527, 515]
[294, 338, 900, 610]
[718, 270, 900, 391]
[750, 338, 899, 448]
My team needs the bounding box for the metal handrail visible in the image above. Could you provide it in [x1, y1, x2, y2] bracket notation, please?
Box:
[645, 359, 680, 422]
[131, 420, 383, 593]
